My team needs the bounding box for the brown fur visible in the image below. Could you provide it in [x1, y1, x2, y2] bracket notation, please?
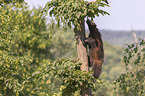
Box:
[85, 19, 104, 78]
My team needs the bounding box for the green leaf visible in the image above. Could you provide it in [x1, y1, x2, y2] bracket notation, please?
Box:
[76, 12, 81, 19]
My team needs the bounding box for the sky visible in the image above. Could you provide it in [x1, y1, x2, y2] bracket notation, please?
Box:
[25, 0, 145, 31]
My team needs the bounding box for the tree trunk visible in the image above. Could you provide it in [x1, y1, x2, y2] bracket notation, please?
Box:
[74, 20, 92, 96]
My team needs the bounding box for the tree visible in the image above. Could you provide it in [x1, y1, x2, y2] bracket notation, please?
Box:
[42, 0, 109, 95]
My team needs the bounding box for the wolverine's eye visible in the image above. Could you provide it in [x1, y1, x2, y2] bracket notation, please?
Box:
[91, 22, 94, 25]
[91, 21, 95, 25]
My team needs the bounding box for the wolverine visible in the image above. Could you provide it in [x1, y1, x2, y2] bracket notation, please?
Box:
[85, 19, 104, 79]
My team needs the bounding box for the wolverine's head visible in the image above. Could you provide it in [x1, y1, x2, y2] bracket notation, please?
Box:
[86, 19, 101, 37]
[86, 19, 96, 28]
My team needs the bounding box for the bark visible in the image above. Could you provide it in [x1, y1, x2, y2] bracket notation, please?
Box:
[74, 20, 92, 96]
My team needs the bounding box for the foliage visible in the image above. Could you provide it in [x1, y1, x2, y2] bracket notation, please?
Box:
[1, 4, 52, 63]
[0, 0, 24, 7]
[114, 39, 145, 96]
[0, 0, 24, 4]
[42, 0, 109, 30]
[0, 3, 52, 95]
[0, 11, 31, 95]
[35, 58, 95, 96]
[0, 53, 32, 96]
